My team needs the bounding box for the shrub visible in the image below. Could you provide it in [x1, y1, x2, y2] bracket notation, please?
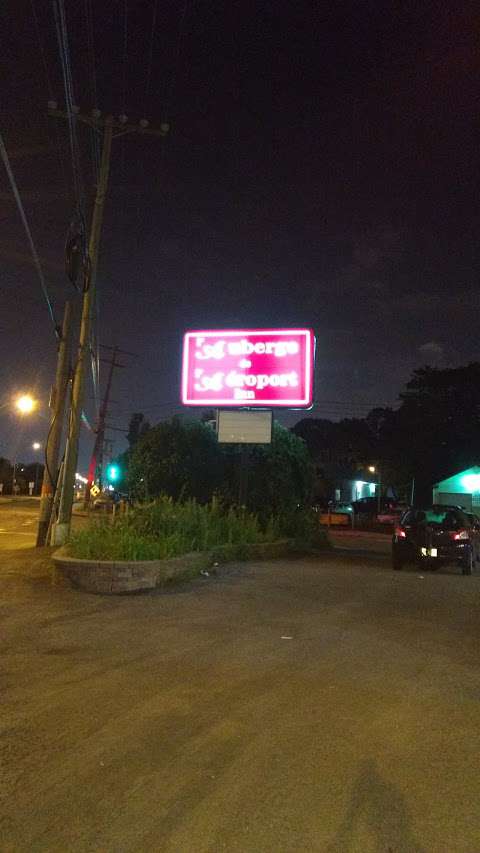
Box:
[69, 498, 329, 562]
[69, 498, 276, 562]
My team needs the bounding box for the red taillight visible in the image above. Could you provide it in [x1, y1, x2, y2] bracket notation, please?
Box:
[451, 530, 469, 541]
[395, 527, 406, 539]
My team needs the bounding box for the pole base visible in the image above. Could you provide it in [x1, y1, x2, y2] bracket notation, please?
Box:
[52, 522, 70, 546]
[36, 520, 49, 547]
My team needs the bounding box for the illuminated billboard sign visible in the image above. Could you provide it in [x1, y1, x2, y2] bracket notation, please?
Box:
[182, 328, 314, 408]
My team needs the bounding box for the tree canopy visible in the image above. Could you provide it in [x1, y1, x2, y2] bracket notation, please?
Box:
[128, 418, 223, 503]
[126, 417, 313, 515]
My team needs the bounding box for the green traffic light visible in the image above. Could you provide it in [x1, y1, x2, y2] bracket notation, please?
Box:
[107, 464, 119, 482]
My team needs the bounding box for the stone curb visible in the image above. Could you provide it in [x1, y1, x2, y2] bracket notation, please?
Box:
[51, 540, 296, 595]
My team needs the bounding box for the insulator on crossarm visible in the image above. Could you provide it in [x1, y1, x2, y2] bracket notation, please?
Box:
[139, 119, 149, 129]
[160, 122, 170, 134]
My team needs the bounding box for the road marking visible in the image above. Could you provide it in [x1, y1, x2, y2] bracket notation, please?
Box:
[0, 530, 35, 536]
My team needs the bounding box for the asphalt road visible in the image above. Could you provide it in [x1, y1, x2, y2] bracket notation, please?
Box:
[1, 543, 480, 852]
[0, 497, 38, 549]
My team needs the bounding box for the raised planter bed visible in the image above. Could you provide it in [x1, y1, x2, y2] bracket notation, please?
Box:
[52, 539, 295, 595]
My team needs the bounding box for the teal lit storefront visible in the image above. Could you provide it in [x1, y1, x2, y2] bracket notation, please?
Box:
[432, 467, 480, 515]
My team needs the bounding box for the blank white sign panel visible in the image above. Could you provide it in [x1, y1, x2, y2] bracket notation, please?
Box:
[217, 410, 272, 444]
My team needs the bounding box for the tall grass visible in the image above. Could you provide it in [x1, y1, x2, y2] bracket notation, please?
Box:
[69, 497, 284, 561]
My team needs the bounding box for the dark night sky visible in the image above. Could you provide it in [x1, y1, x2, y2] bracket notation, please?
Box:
[1, 0, 479, 468]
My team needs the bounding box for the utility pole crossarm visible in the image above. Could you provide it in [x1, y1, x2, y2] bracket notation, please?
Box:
[47, 106, 170, 138]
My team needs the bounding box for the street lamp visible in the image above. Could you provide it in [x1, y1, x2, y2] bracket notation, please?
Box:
[11, 395, 37, 496]
[15, 394, 36, 414]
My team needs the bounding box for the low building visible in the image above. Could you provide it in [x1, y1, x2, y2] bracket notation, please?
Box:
[335, 476, 378, 503]
[432, 467, 480, 514]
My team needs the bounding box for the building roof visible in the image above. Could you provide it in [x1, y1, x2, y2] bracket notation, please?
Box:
[433, 466, 480, 493]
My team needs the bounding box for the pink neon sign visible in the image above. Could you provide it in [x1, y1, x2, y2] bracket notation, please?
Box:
[181, 329, 314, 408]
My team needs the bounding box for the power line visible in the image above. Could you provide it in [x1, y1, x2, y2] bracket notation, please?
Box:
[0, 130, 58, 336]
[84, 0, 101, 182]
[112, 399, 399, 421]
[120, 0, 128, 183]
[163, 0, 189, 120]
[53, 0, 86, 215]
[30, 0, 69, 191]
[30, 0, 53, 98]
[143, 0, 159, 117]
[122, 0, 128, 113]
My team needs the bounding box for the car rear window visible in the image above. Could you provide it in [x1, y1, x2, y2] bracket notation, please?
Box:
[401, 509, 467, 528]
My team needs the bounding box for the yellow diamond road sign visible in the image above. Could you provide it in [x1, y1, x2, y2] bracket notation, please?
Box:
[90, 484, 100, 497]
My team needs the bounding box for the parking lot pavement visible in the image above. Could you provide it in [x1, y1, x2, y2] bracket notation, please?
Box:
[329, 526, 392, 555]
[1, 547, 480, 852]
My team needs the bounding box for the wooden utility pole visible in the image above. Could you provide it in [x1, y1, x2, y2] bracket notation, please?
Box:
[36, 300, 72, 546]
[84, 346, 125, 504]
[53, 116, 113, 545]
[48, 106, 169, 544]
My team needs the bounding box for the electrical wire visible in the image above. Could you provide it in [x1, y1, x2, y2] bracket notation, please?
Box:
[0, 130, 58, 336]
[84, 0, 100, 182]
[89, 331, 100, 419]
[30, 0, 69, 195]
[120, 0, 128, 183]
[31, 0, 54, 98]
[112, 398, 399, 420]
[54, 0, 85, 215]
[143, 0, 159, 117]
[162, 0, 189, 120]
[122, 0, 128, 113]
[55, 0, 100, 423]
[42, 375, 69, 490]
[82, 0, 102, 414]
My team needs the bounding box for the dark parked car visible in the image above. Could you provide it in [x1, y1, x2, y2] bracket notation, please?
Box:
[352, 497, 401, 517]
[392, 505, 480, 574]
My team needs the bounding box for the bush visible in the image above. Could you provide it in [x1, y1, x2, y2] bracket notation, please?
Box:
[69, 498, 279, 562]
[69, 498, 328, 562]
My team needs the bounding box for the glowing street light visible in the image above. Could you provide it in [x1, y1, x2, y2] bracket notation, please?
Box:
[368, 465, 376, 473]
[32, 442, 41, 451]
[15, 394, 36, 414]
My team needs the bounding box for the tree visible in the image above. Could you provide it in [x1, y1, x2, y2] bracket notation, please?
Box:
[0, 457, 12, 489]
[241, 423, 314, 518]
[128, 417, 224, 502]
[293, 417, 376, 466]
[126, 413, 151, 449]
[126, 417, 313, 516]
[378, 363, 480, 501]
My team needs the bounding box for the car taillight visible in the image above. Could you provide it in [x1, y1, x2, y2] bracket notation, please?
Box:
[395, 527, 406, 539]
[451, 530, 469, 541]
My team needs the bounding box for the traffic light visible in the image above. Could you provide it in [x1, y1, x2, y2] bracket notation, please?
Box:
[106, 464, 120, 483]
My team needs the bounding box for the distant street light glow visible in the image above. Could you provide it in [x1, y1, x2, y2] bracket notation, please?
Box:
[32, 442, 41, 450]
